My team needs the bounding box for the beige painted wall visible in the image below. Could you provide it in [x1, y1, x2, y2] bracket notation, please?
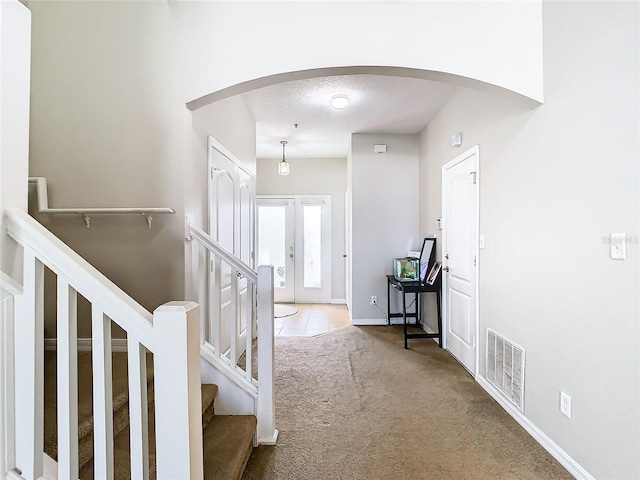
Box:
[28, 2, 184, 337]
[418, 2, 639, 478]
[256, 157, 346, 301]
[174, 1, 544, 104]
[28, 2, 257, 337]
[25, 0, 544, 337]
[351, 134, 420, 322]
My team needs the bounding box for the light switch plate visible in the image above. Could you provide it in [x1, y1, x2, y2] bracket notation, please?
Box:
[610, 233, 626, 260]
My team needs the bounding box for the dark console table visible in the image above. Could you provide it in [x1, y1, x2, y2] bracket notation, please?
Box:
[386, 275, 442, 349]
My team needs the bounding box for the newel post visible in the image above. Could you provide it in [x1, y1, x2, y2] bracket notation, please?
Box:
[256, 265, 278, 445]
[153, 301, 203, 479]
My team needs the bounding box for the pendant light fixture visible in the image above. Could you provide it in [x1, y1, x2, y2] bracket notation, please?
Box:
[278, 140, 290, 176]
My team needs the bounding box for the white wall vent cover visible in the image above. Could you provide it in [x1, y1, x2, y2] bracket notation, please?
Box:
[486, 329, 525, 413]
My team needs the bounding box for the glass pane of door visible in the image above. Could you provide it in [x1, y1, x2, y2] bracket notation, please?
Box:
[294, 196, 331, 303]
[303, 205, 322, 288]
[257, 199, 295, 303]
[258, 206, 287, 288]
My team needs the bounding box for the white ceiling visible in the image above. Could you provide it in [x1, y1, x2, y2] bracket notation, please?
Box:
[240, 74, 457, 159]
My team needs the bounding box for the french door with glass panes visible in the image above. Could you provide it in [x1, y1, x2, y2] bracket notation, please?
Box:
[257, 196, 331, 303]
[256, 198, 295, 302]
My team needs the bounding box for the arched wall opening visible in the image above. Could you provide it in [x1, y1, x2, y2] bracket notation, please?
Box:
[184, 62, 544, 326]
[186, 66, 542, 112]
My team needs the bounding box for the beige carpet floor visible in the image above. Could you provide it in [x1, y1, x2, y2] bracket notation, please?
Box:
[242, 326, 571, 480]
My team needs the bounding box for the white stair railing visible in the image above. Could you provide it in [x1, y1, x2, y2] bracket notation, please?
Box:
[187, 223, 277, 445]
[4, 207, 203, 480]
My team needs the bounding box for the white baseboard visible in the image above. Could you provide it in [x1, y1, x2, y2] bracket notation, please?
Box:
[330, 298, 346, 304]
[477, 375, 594, 480]
[388, 318, 423, 326]
[350, 318, 427, 327]
[44, 338, 128, 352]
[423, 325, 442, 346]
[350, 318, 387, 326]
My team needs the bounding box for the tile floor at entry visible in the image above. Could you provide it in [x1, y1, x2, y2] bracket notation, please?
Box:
[275, 303, 350, 337]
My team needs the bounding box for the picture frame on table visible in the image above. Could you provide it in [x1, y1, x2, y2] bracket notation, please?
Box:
[426, 260, 442, 285]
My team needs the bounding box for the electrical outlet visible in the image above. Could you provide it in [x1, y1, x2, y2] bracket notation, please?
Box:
[371, 296, 377, 305]
[560, 391, 571, 418]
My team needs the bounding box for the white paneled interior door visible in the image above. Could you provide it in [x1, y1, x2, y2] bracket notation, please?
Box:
[208, 136, 255, 361]
[442, 146, 479, 376]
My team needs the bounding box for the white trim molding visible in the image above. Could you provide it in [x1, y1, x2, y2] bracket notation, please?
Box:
[44, 338, 128, 352]
[350, 318, 387, 326]
[0, 272, 22, 298]
[330, 298, 347, 304]
[477, 375, 594, 480]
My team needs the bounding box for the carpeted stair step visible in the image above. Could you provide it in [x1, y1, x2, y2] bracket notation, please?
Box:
[79, 383, 219, 480]
[44, 351, 154, 471]
[46, 351, 255, 480]
[203, 415, 257, 480]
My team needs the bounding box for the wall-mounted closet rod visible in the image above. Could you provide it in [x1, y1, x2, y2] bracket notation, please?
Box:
[28, 177, 175, 228]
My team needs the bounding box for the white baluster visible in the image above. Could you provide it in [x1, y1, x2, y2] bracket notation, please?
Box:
[245, 281, 254, 382]
[252, 283, 258, 341]
[127, 337, 149, 480]
[230, 270, 238, 366]
[153, 302, 203, 480]
[13, 248, 45, 478]
[257, 265, 278, 445]
[197, 243, 207, 344]
[57, 278, 78, 480]
[212, 256, 222, 356]
[0, 294, 16, 475]
[92, 308, 114, 480]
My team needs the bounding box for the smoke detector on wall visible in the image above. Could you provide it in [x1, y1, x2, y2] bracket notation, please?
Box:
[373, 144, 387, 154]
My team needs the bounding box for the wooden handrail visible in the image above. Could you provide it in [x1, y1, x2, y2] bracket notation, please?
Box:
[28, 177, 174, 228]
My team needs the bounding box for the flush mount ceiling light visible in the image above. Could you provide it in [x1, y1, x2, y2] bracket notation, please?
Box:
[278, 140, 290, 176]
[330, 94, 350, 110]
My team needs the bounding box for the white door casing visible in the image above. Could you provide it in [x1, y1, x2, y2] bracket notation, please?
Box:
[442, 145, 479, 376]
[345, 189, 352, 313]
[208, 136, 255, 362]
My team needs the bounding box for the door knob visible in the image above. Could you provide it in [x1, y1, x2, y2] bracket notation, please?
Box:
[289, 254, 294, 258]
[445, 254, 449, 259]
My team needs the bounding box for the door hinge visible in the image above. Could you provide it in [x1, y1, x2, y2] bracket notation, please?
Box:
[474, 256, 477, 267]
[472, 336, 476, 348]
[471, 171, 477, 184]
[210, 260, 214, 272]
